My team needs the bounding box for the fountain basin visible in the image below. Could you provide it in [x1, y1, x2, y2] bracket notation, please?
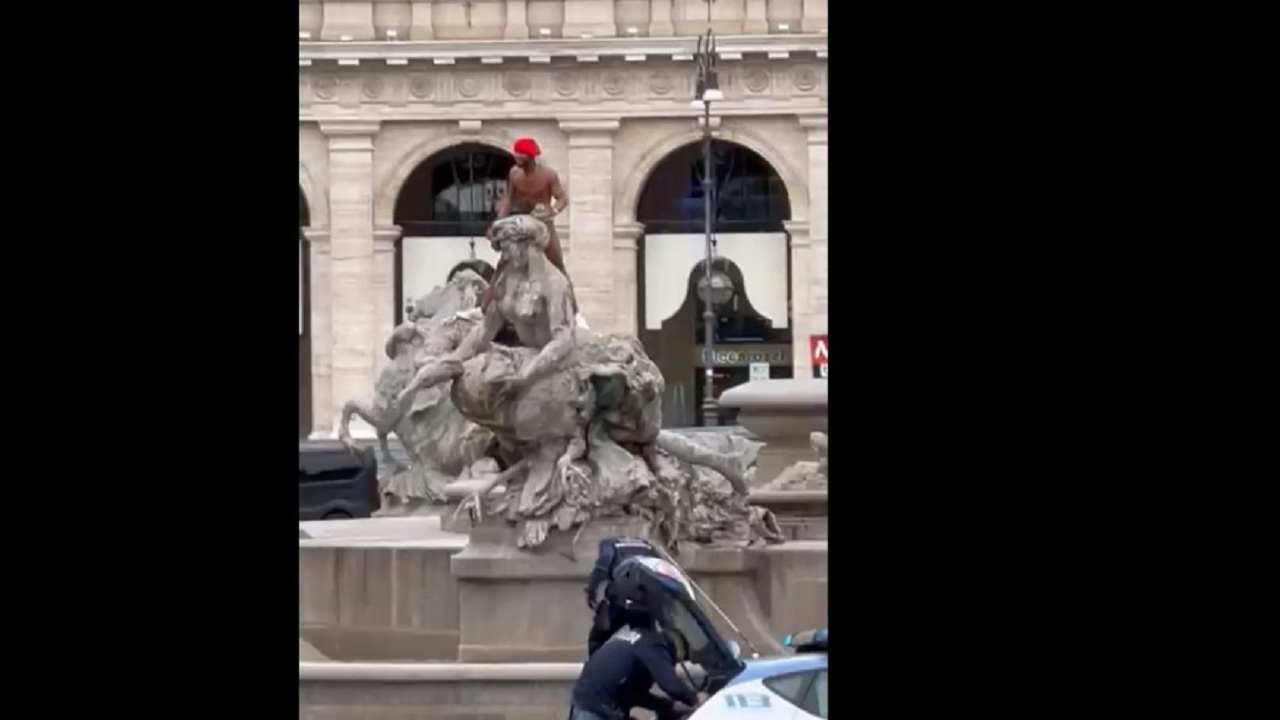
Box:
[300, 661, 580, 720]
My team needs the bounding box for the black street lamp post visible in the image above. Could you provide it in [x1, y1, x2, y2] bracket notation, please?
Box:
[692, 29, 726, 427]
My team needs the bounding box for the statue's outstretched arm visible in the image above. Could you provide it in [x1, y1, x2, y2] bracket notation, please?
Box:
[391, 305, 504, 418]
[449, 302, 503, 364]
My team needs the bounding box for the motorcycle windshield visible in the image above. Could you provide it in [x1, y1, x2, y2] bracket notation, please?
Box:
[627, 558, 745, 686]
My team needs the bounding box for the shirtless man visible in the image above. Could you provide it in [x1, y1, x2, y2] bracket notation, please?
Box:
[484, 136, 577, 313]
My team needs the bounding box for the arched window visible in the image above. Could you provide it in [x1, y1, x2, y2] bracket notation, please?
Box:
[394, 143, 513, 237]
[393, 144, 513, 323]
[637, 140, 790, 234]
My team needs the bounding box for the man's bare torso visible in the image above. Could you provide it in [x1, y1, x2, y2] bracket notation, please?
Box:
[508, 165, 557, 210]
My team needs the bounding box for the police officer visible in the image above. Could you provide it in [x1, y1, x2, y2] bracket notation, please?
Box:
[585, 536, 660, 656]
[570, 564, 706, 720]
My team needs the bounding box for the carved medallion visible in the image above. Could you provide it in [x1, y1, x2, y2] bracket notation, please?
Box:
[793, 67, 819, 92]
[553, 72, 577, 97]
[648, 71, 672, 95]
[745, 68, 770, 94]
[361, 76, 385, 100]
[409, 74, 434, 99]
[504, 72, 531, 97]
[313, 75, 337, 100]
[602, 72, 626, 97]
[457, 75, 482, 98]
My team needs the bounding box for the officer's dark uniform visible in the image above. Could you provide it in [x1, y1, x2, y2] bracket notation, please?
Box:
[570, 622, 699, 720]
[585, 537, 659, 656]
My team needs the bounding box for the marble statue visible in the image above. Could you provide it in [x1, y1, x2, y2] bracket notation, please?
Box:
[338, 269, 496, 504]
[761, 432, 829, 491]
[386, 215, 783, 549]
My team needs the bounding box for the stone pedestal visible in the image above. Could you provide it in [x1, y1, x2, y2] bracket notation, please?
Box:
[748, 489, 828, 540]
[719, 379, 828, 486]
[753, 540, 828, 639]
[671, 544, 786, 656]
[299, 518, 468, 662]
[451, 517, 651, 662]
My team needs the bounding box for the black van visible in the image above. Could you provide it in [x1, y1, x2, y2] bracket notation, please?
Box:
[299, 440, 380, 520]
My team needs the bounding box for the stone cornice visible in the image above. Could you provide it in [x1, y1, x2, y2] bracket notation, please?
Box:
[300, 54, 826, 115]
[373, 226, 402, 249]
[559, 117, 621, 147]
[783, 220, 812, 246]
[299, 34, 828, 66]
[318, 120, 382, 136]
[302, 228, 330, 246]
[613, 222, 645, 250]
[301, 104, 826, 124]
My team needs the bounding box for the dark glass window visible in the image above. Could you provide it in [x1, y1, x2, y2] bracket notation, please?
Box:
[801, 670, 827, 718]
[394, 144, 513, 237]
[637, 141, 790, 234]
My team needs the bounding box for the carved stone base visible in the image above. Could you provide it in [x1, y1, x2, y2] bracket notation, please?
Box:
[451, 516, 651, 662]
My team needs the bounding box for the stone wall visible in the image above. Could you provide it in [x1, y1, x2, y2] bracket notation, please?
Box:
[300, 518, 827, 662]
[300, 535, 468, 661]
[300, 1, 830, 41]
[299, 662, 579, 720]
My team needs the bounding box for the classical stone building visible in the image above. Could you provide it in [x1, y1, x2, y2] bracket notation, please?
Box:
[299, 0, 828, 437]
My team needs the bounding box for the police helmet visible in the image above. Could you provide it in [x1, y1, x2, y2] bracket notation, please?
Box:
[611, 559, 658, 614]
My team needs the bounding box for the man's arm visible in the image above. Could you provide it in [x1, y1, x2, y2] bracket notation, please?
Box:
[632, 691, 680, 720]
[586, 539, 616, 607]
[549, 171, 569, 216]
[635, 638, 699, 708]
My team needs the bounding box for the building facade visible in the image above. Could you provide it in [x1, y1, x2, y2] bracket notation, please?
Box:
[299, 0, 828, 437]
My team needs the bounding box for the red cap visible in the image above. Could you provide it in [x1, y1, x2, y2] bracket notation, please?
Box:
[512, 137, 541, 157]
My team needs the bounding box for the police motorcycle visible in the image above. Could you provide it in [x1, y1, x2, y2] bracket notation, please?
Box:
[610, 555, 828, 720]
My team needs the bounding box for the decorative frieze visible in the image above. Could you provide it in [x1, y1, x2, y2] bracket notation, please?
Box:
[302, 60, 826, 109]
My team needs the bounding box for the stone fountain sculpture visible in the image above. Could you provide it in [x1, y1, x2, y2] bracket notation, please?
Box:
[346, 215, 783, 550]
[761, 432, 829, 491]
[338, 269, 496, 506]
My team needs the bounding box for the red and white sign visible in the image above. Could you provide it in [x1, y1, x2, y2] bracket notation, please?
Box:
[810, 335, 828, 379]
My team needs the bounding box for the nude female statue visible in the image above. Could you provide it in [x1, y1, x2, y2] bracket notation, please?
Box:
[392, 216, 756, 544]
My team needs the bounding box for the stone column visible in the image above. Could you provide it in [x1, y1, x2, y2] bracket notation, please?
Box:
[563, 0, 616, 37]
[504, 0, 529, 38]
[799, 115, 828, 340]
[409, 1, 435, 39]
[373, 1, 413, 39]
[613, 222, 644, 335]
[321, 1, 377, 41]
[744, 0, 769, 34]
[802, 0, 829, 32]
[303, 229, 333, 437]
[783, 219, 812, 379]
[320, 121, 381, 432]
[373, 225, 402, 373]
[559, 118, 620, 332]
[649, 0, 675, 37]
[300, 0, 324, 38]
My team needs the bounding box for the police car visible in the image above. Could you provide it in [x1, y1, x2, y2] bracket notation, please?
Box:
[686, 629, 828, 720]
[613, 556, 828, 720]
